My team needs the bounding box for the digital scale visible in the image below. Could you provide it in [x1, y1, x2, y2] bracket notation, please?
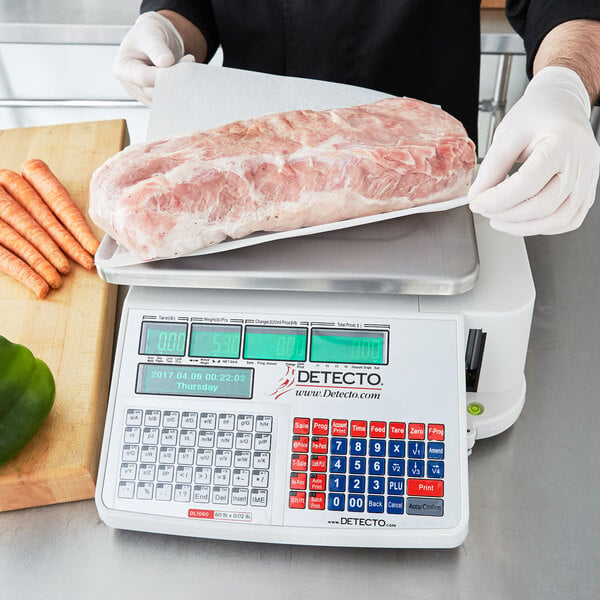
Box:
[95, 206, 535, 548]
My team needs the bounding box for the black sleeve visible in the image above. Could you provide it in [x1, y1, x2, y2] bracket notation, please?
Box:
[506, 0, 600, 78]
[140, 0, 220, 62]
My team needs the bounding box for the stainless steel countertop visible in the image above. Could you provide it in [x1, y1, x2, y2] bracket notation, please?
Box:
[1, 188, 599, 599]
[0, 3, 524, 54]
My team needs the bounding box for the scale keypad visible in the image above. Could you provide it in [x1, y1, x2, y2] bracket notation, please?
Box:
[288, 417, 445, 516]
[117, 408, 273, 508]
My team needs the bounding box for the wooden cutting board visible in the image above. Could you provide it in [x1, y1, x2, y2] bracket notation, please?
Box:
[0, 119, 128, 511]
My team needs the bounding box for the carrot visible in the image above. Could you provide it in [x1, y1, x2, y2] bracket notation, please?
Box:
[0, 186, 70, 275]
[0, 218, 62, 288]
[0, 244, 49, 299]
[0, 169, 93, 270]
[21, 159, 100, 256]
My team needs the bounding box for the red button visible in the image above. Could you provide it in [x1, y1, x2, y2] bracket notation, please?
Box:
[312, 418, 329, 435]
[290, 473, 307, 490]
[309, 473, 327, 491]
[291, 454, 308, 471]
[407, 479, 444, 497]
[311, 437, 328, 454]
[308, 492, 325, 510]
[389, 422, 406, 439]
[293, 418, 310, 435]
[331, 419, 348, 436]
[310, 455, 327, 472]
[370, 421, 386, 438]
[408, 423, 425, 440]
[289, 491, 306, 509]
[292, 436, 309, 453]
[428, 424, 445, 441]
[350, 420, 367, 437]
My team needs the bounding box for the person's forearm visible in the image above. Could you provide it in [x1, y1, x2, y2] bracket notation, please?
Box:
[533, 19, 600, 105]
[158, 9, 208, 63]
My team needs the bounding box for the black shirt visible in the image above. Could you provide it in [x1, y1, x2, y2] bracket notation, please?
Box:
[139, 1, 600, 143]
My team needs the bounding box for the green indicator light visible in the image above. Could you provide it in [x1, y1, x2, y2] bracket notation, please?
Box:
[467, 402, 485, 416]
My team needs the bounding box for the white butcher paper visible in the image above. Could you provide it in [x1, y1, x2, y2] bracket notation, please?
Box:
[95, 63, 471, 269]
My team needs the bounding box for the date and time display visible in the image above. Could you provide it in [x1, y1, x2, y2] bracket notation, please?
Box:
[136, 320, 388, 398]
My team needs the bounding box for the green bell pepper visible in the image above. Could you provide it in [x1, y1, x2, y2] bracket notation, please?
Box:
[0, 335, 55, 466]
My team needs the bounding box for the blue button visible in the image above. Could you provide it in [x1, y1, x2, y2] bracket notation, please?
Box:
[331, 438, 348, 455]
[427, 461, 444, 478]
[350, 439, 367, 456]
[427, 442, 445, 460]
[368, 458, 386, 475]
[369, 439, 386, 456]
[387, 458, 405, 476]
[328, 493, 345, 511]
[348, 494, 365, 512]
[329, 474, 346, 492]
[408, 459, 425, 477]
[330, 456, 347, 473]
[388, 440, 405, 458]
[349, 457, 366, 474]
[348, 476, 365, 493]
[367, 495, 385, 513]
[408, 441, 425, 459]
[387, 477, 405, 495]
[367, 476, 385, 494]
[387, 497, 404, 514]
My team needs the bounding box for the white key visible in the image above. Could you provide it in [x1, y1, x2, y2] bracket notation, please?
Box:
[161, 429, 178, 446]
[177, 448, 195, 465]
[235, 433, 253, 450]
[193, 486, 210, 503]
[140, 446, 158, 462]
[250, 489, 268, 507]
[251, 470, 269, 488]
[174, 484, 191, 502]
[196, 449, 213, 466]
[255, 415, 273, 433]
[176, 466, 193, 484]
[216, 431, 234, 449]
[237, 414, 254, 432]
[214, 450, 232, 467]
[144, 410, 161, 427]
[142, 428, 160, 445]
[234, 451, 251, 468]
[231, 488, 249, 506]
[194, 467, 212, 484]
[157, 465, 174, 482]
[159, 447, 176, 464]
[181, 411, 198, 429]
[254, 434, 271, 451]
[232, 469, 250, 487]
[125, 408, 143, 426]
[136, 482, 153, 500]
[123, 427, 141, 444]
[155, 483, 172, 501]
[162, 411, 180, 428]
[179, 429, 197, 447]
[197, 431, 215, 448]
[122, 445, 139, 462]
[200, 412, 217, 429]
[212, 487, 229, 504]
[138, 464, 156, 481]
[213, 468, 231, 486]
[218, 413, 235, 431]
[117, 481, 135, 499]
[253, 452, 270, 469]
[119, 463, 137, 480]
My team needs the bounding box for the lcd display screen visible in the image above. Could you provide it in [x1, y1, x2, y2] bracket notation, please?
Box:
[139, 322, 187, 357]
[310, 328, 388, 365]
[189, 323, 242, 358]
[243, 326, 307, 361]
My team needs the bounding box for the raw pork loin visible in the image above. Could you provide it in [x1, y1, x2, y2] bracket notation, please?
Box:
[89, 97, 476, 260]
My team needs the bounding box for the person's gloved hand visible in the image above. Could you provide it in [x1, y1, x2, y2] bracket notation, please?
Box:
[469, 66, 600, 235]
[113, 11, 195, 106]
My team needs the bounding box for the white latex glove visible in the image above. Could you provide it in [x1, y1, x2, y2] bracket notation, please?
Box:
[113, 11, 195, 106]
[469, 66, 600, 235]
